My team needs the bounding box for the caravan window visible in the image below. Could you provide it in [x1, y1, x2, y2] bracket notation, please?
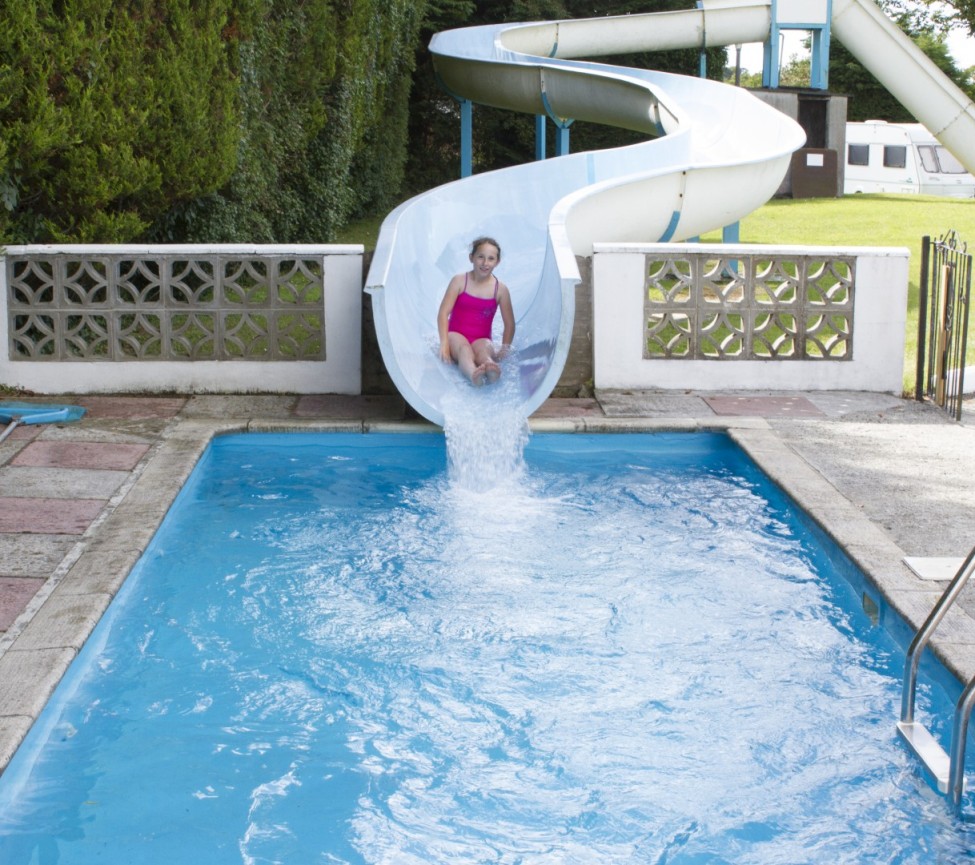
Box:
[848, 144, 869, 166]
[918, 145, 940, 173]
[918, 144, 967, 175]
[936, 147, 967, 174]
[883, 145, 907, 168]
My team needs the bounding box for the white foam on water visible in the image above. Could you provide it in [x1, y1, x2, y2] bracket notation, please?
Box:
[441, 353, 530, 493]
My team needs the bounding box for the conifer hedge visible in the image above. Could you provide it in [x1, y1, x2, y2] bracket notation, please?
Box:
[0, 0, 428, 244]
[0, 0, 241, 242]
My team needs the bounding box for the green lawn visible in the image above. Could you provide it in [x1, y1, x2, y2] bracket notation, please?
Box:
[335, 213, 386, 248]
[342, 193, 975, 394]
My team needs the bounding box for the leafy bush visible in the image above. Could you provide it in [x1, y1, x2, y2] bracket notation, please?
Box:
[0, 0, 429, 244]
[155, 0, 428, 243]
[0, 0, 240, 242]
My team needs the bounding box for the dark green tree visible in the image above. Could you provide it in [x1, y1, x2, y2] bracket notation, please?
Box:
[0, 0, 240, 243]
[884, 0, 974, 40]
[0, 0, 429, 243]
[403, 0, 478, 195]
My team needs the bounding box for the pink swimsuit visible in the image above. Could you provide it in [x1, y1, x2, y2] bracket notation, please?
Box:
[448, 274, 499, 342]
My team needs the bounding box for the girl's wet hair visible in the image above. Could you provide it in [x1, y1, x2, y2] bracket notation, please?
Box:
[470, 236, 501, 259]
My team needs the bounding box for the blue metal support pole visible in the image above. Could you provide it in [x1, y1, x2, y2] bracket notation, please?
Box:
[696, 0, 707, 80]
[555, 123, 571, 157]
[763, 0, 833, 89]
[809, 27, 830, 89]
[536, 115, 547, 160]
[763, 0, 780, 88]
[763, 36, 780, 88]
[723, 222, 741, 278]
[460, 98, 473, 178]
[540, 83, 573, 157]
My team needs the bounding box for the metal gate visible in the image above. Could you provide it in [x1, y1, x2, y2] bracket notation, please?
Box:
[915, 231, 973, 420]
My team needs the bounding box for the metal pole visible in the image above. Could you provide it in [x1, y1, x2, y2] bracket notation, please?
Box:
[948, 261, 964, 420]
[555, 124, 571, 157]
[901, 547, 975, 725]
[460, 99, 473, 178]
[958, 252, 972, 420]
[916, 236, 930, 401]
[949, 675, 975, 810]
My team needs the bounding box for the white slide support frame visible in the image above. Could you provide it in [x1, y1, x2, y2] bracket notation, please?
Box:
[365, 0, 975, 427]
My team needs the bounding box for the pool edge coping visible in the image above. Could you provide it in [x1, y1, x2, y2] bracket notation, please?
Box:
[1, 416, 972, 773]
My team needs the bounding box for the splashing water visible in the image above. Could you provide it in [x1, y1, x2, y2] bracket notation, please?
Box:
[441, 353, 530, 491]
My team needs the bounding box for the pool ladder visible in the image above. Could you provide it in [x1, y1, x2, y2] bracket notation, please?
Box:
[898, 544, 975, 811]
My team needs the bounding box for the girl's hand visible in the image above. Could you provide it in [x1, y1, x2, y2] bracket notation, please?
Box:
[497, 343, 511, 360]
[440, 341, 453, 363]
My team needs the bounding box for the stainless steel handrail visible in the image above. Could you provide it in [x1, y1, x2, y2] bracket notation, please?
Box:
[899, 544, 975, 810]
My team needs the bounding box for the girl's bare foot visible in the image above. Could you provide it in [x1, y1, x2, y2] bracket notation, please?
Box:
[483, 361, 501, 384]
[471, 365, 487, 386]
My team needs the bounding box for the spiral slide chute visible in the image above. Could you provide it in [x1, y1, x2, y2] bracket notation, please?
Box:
[366, 0, 805, 426]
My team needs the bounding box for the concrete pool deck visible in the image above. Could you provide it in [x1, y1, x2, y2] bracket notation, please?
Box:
[1, 389, 975, 772]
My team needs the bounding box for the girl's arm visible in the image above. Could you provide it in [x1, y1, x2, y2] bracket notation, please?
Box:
[497, 283, 515, 356]
[437, 276, 463, 362]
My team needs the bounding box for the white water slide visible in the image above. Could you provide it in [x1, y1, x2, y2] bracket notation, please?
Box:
[365, 0, 975, 427]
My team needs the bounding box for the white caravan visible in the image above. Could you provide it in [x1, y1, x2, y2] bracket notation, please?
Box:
[844, 120, 975, 197]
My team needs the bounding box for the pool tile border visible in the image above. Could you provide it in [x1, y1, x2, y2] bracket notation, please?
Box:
[1, 416, 973, 774]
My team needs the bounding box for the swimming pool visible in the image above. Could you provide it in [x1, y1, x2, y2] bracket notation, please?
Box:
[0, 431, 972, 863]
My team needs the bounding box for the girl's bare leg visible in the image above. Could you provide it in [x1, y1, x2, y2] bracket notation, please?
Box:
[448, 333, 481, 383]
[472, 339, 501, 383]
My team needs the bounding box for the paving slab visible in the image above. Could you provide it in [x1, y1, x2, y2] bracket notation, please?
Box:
[0, 716, 32, 769]
[0, 425, 42, 442]
[597, 390, 715, 417]
[56, 549, 144, 598]
[0, 466, 131, 500]
[0, 497, 105, 535]
[10, 591, 112, 652]
[905, 556, 967, 581]
[705, 394, 825, 417]
[182, 394, 297, 418]
[804, 391, 907, 418]
[82, 498, 174, 554]
[532, 397, 602, 417]
[294, 394, 407, 420]
[36, 425, 158, 445]
[0, 578, 45, 631]
[771, 419, 975, 559]
[0, 647, 77, 718]
[75, 395, 185, 419]
[0, 535, 77, 578]
[11, 441, 149, 470]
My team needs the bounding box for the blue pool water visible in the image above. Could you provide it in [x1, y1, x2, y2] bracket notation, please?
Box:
[1, 431, 974, 863]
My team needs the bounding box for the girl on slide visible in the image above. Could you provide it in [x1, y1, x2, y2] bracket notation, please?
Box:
[437, 236, 515, 386]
